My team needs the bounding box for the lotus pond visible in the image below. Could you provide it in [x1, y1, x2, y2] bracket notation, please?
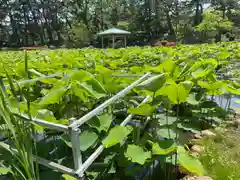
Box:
[0, 42, 240, 180]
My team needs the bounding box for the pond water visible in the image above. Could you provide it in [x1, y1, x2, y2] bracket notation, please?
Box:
[214, 95, 240, 109]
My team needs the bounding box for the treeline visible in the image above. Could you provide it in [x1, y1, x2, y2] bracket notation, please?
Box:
[0, 0, 239, 48]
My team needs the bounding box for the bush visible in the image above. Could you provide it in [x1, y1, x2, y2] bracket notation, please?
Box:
[66, 23, 91, 48]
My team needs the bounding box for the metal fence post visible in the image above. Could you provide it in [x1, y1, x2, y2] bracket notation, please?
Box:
[69, 118, 83, 175]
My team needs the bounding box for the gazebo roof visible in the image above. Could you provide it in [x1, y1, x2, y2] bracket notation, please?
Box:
[97, 28, 131, 36]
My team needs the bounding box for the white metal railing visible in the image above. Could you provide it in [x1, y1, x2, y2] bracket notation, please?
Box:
[16, 113, 69, 132]
[0, 142, 75, 176]
[75, 95, 151, 177]
[69, 73, 151, 129]
[4, 73, 62, 89]
[3, 72, 152, 179]
[4, 72, 154, 89]
[3, 71, 237, 91]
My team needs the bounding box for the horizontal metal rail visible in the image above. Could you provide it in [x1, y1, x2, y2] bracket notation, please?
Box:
[69, 73, 151, 129]
[15, 113, 69, 132]
[3, 73, 153, 90]
[121, 96, 151, 126]
[113, 74, 238, 81]
[75, 96, 151, 177]
[0, 142, 76, 176]
[32, 155, 75, 176]
[112, 74, 147, 77]
[2, 71, 236, 91]
[4, 73, 62, 88]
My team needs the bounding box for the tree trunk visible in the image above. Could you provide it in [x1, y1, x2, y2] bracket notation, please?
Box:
[194, 0, 201, 26]
[40, 1, 54, 44]
[165, 10, 176, 41]
[9, 13, 21, 45]
[215, 30, 222, 42]
[27, 0, 45, 45]
[100, 0, 104, 30]
[35, 4, 47, 44]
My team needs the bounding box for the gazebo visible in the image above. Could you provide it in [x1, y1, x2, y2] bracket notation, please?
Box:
[97, 28, 131, 48]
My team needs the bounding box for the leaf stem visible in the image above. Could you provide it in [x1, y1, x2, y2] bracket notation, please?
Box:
[175, 102, 180, 180]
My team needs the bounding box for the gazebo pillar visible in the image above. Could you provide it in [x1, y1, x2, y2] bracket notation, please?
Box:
[124, 36, 127, 47]
[112, 35, 115, 48]
[101, 36, 104, 48]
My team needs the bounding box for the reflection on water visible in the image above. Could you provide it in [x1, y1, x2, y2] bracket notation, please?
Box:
[213, 95, 240, 109]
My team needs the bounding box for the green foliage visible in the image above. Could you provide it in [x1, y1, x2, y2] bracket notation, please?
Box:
[61, 130, 98, 151]
[67, 23, 91, 48]
[87, 113, 113, 132]
[156, 80, 193, 104]
[1, 43, 240, 179]
[178, 146, 205, 176]
[36, 109, 68, 125]
[102, 126, 133, 148]
[187, 94, 200, 105]
[198, 81, 224, 93]
[125, 145, 151, 165]
[137, 74, 166, 92]
[78, 81, 105, 99]
[191, 59, 218, 79]
[0, 67, 39, 179]
[62, 174, 76, 180]
[0, 167, 11, 175]
[128, 104, 157, 116]
[70, 70, 93, 82]
[225, 84, 240, 95]
[39, 87, 68, 106]
[151, 139, 177, 155]
[157, 127, 176, 139]
[177, 122, 201, 134]
[79, 131, 99, 151]
[1, 0, 240, 48]
[200, 130, 240, 180]
[195, 10, 234, 41]
[196, 10, 233, 32]
[156, 59, 176, 74]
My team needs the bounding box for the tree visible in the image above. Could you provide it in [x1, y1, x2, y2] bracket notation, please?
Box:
[195, 10, 233, 42]
[0, 0, 239, 47]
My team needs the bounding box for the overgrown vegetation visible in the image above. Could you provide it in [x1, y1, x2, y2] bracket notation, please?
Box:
[0, 52, 39, 179]
[0, 42, 240, 179]
[200, 128, 240, 180]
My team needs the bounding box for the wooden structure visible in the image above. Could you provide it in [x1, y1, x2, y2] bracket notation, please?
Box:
[97, 28, 131, 48]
